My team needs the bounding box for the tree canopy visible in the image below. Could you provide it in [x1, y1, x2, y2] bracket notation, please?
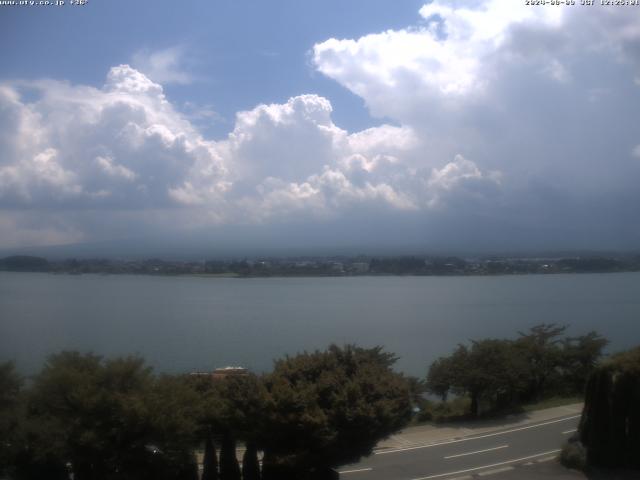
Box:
[426, 325, 608, 417]
[8, 352, 200, 480]
[261, 345, 411, 475]
[1, 345, 412, 480]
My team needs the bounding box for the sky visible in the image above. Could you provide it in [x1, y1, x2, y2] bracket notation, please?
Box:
[1, 0, 639, 256]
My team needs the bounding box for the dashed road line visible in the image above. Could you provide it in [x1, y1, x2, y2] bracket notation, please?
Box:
[562, 429, 577, 435]
[477, 466, 514, 476]
[444, 445, 509, 460]
[408, 449, 561, 480]
[535, 455, 558, 463]
[339, 467, 373, 474]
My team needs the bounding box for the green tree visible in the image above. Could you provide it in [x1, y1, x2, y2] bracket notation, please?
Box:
[261, 344, 411, 477]
[22, 352, 200, 480]
[459, 340, 522, 416]
[560, 331, 608, 395]
[214, 373, 270, 443]
[201, 431, 219, 480]
[427, 340, 526, 417]
[219, 431, 241, 480]
[426, 356, 455, 402]
[516, 324, 567, 401]
[242, 442, 261, 480]
[201, 373, 268, 479]
[145, 374, 203, 478]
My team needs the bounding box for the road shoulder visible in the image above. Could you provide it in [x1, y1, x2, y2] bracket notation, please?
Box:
[376, 403, 583, 453]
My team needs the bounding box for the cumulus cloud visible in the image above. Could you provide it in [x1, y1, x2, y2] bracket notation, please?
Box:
[7, 66, 228, 209]
[2, 1, 640, 251]
[213, 93, 502, 222]
[313, 2, 640, 197]
[0, 65, 502, 247]
[313, 0, 564, 121]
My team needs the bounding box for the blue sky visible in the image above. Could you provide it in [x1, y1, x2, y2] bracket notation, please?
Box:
[1, 0, 424, 135]
[1, 1, 640, 254]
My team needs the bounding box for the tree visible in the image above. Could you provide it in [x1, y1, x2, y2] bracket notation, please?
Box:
[516, 324, 567, 401]
[213, 373, 270, 443]
[261, 345, 411, 477]
[242, 442, 261, 480]
[427, 326, 609, 418]
[205, 373, 268, 479]
[579, 346, 640, 469]
[144, 374, 203, 479]
[219, 430, 241, 480]
[427, 339, 527, 417]
[560, 331, 608, 395]
[22, 352, 200, 480]
[201, 431, 219, 480]
[458, 340, 522, 416]
[426, 356, 455, 402]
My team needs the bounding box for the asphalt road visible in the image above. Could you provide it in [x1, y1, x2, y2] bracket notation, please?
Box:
[338, 414, 581, 480]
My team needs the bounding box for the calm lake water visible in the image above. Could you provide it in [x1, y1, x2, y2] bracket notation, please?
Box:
[1, 272, 639, 376]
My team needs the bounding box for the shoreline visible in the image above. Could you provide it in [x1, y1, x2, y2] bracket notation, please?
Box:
[2, 269, 640, 281]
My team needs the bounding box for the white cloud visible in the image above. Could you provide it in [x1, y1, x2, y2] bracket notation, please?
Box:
[96, 156, 137, 181]
[0, 65, 227, 212]
[4, 0, 640, 252]
[213, 93, 499, 222]
[0, 66, 504, 246]
[312, 2, 640, 190]
[427, 154, 501, 208]
[312, 2, 640, 127]
[131, 46, 194, 85]
[312, 0, 565, 122]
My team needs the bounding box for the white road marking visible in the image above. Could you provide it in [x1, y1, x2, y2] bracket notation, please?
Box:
[339, 467, 373, 474]
[536, 455, 558, 463]
[477, 466, 514, 476]
[562, 429, 577, 434]
[444, 445, 509, 459]
[409, 449, 561, 480]
[376, 415, 579, 455]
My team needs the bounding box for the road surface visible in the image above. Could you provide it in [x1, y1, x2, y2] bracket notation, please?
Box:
[338, 414, 580, 480]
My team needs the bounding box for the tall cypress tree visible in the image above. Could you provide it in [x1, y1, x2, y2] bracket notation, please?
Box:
[219, 431, 241, 480]
[241, 442, 260, 480]
[202, 432, 219, 480]
[579, 346, 640, 469]
[259, 451, 276, 480]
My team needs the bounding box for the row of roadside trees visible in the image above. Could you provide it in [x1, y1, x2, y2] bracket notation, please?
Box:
[0, 324, 617, 479]
[0, 345, 412, 480]
[426, 324, 608, 417]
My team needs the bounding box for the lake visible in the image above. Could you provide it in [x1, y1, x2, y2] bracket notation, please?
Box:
[1, 272, 639, 376]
